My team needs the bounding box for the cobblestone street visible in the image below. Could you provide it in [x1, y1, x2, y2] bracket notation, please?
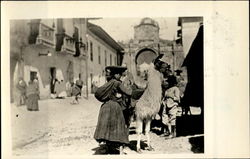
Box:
[11, 95, 203, 156]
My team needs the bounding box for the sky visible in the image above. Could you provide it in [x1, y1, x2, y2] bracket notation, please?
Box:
[89, 17, 179, 42]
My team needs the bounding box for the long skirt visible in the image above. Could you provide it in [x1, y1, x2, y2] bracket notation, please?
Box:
[94, 100, 129, 144]
[26, 94, 39, 111]
[162, 105, 178, 126]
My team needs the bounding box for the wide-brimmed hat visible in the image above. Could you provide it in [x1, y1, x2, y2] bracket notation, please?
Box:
[167, 75, 177, 86]
[105, 66, 127, 75]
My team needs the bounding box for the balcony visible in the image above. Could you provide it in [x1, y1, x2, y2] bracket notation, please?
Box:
[61, 33, 76, 54]
[29, 20, 55, 48]
[76, 38, 88, 57]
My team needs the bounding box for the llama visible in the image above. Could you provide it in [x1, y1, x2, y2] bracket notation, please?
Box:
[135, 62, 163, 153]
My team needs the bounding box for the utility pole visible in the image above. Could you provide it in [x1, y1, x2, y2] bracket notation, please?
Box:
[85, 44, 89, 99]
[85, 19, 89, 100]
[172, 42, 175, 72]
[84, 17, 102, 99]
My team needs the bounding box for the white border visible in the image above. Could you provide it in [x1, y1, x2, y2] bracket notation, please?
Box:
[1, 1, 249, 158]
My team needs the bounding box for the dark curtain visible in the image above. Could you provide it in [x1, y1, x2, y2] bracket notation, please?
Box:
[182, 25, 204, 109]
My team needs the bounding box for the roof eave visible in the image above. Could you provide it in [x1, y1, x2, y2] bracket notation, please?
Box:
[87, 23, 124, 53]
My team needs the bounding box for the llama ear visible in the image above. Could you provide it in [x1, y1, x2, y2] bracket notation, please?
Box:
[153, 54, 164, 63]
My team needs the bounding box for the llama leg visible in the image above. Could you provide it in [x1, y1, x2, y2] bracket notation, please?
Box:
[136, 118, 143, 153]
[119, 145, 124, 155]
[145, 119, 154, 151]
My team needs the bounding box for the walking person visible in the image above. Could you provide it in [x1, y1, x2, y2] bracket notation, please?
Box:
[161, 75, 180, 138]
[94, 66, 132, 155]
[26, 78, 40, 111]
[76, 75, 83, 97]
[70, 83, 81, 104]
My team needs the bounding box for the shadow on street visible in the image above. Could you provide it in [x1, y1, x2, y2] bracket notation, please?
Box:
[176, 114, 204, 137]
[129, 140, 147, 151]
[189, 135, 204, 153]
[92, 144, 120, 155]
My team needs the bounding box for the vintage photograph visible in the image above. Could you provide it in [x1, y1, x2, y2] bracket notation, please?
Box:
[9, 17, 204, 155]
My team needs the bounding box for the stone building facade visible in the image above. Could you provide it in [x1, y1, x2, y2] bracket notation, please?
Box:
[10, 19, 88, 101]
[121, 18, 184, 84]
[10, 18, 123, 102]
[86, 22, 124, 92]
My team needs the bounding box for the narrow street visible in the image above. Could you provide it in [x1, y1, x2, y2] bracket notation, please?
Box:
[12, 95, 203, 156]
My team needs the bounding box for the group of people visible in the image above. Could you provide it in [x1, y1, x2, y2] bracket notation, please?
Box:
[93, 54, 186, 154]
[155, 55, 185, 139]
[15, 77, 40, 111]
[15, 76, 85, 112]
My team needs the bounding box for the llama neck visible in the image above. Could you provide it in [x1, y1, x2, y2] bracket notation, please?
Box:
[147, 67, 162, 98]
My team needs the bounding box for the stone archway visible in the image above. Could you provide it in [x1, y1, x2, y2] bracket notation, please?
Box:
[135, 48, 158, 65]
[134, 48, 158, 82]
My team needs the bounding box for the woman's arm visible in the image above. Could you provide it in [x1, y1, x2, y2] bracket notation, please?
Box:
[117, 81, 132, 96]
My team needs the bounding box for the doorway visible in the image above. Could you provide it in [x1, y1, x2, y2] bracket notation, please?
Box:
[30, 71, 38, 81]
[50, 67, 56, 94]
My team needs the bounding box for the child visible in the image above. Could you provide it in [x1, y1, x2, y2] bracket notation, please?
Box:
[161, 75, 180, 138]
[71, 83, 81, 104]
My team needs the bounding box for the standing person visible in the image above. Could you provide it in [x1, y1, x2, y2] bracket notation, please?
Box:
[54, 79, 60, 98]
[15, 77, 27, 106]
[50, 78, 58, 98]
[161, 75, 180, 138]
[66, 81, 72, 97]
[94, 66, 132, 155]
[26, 78, 40, 111]
[175, 69, 186, 98]
[34, 77, 40, 99]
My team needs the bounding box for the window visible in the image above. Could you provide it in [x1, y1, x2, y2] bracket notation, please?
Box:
[90, 73, 94, 93]
[74, 27, 79, 41]
[114, 56, 116, 65]
[30, 71, 37, 81]
[90, 42, 93, 61]
[90, 73, 93, 83]
[74, 27, 80, 56]
[110, 54, 112, 65]
[104, 50, 107, 66]
[98, 46, 101, 64]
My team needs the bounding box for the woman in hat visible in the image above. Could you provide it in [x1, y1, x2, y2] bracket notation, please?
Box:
[94, 66, 132, 154]
[26, 78, 40, 111]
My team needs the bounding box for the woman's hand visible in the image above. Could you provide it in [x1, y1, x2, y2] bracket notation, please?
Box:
[115, 93, 122, 98]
